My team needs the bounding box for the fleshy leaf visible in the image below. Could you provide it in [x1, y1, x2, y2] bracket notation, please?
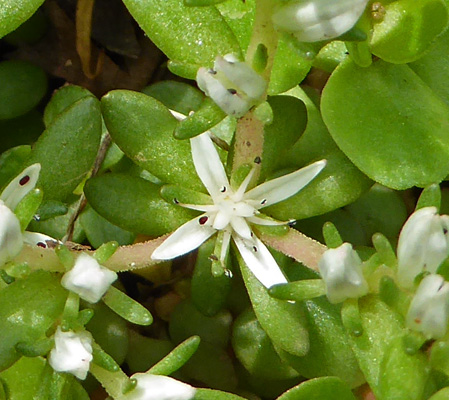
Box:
[101, 90, 203, 190]
[121, 0, 241, 79]
[321, 59, 449, 189]
[0, 0, 46, 38]
[27, 96, 102, 201]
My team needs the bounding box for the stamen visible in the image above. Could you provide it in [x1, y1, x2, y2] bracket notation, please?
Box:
[173, 198, 179, 204]
[199, 216, 209, 225]
[227, 88, 237, 95]
[208, 69, 217, 75]
[254, 156, 261, 164]
[252, 246, 258, 252]
[220, 186, 227, 193]
[288, 220, 297, 227]
[19, 175, 30, 186]
[37, 242, 47, 248]
[260, 199, 267, 205]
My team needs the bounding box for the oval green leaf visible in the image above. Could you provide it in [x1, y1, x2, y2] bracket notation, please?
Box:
[321, 59, 449, 190]
[0, 0, 46, 39]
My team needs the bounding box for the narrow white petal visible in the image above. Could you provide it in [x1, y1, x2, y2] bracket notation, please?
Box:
[230, 217, 252, 240]
[0, 202, 23, 265]
[190, 132, 230, 201]
[220, 230, 232, 264]
[124, 373, 196, 400]
[23, 231, 61, 248]
[169, 109, 187, 121]
[176, 203, 217, 213]
[233, 165, 256, 201]
[151, 216, 216, 260]
[233, 234, 287, 288]
[246, 215, 289, 226]
[244, 160, 326, 208]
[1, 164, 41, 211]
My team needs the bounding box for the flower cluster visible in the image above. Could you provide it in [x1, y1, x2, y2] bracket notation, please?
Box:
[152, 131, 326, 289]
[272, 0, 369, 42]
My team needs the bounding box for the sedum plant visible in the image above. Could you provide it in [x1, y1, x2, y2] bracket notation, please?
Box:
[2, 0, 449, 399]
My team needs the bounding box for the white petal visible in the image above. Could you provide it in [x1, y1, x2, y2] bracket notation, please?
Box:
[124, 374, 196, 400]
[196, 67, 251, 117]
[49, 327, 93, 380]
[397, 207, 449, 289]
[169, 109, 187, 121]
[0, 202, 23, 265]
[23, 231, 61, 248]
[190, 132, 230, 201]
[233, 234, 287, 288]
[246, 215, 289, 226]
[0, 164, 41, 211]
[220, 230, 232, 264]
[151, 216, 216, 260]
[244, 160, 326, 208]
[212, 210, 232, 230]
[230, 216, 252, 240]
[318, 242, 368, 304]
[215, 55, 267, 100]
[61, 253, 117, 303]
[407, 274, 449, 339]
[233, 165, 256, 201]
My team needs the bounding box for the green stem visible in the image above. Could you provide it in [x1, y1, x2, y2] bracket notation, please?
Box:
[89, 364, 129, 400]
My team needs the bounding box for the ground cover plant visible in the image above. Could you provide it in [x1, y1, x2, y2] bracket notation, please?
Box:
[2, 0, 449, 399]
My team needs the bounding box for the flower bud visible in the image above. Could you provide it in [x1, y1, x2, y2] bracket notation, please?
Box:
[272, 0, 369, 42]
[397, 207, 449, 289]
[407, 274, 449, 339]
[61, 253, 117, 303]
[318, 242, 368, 304]
[123, 373, 196, 400]
[48, 327, 93, 380]
[0, 201, 23, 266]
[196, 54, 267, 117]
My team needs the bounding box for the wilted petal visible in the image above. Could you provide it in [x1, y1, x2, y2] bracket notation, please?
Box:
[123, 373, 196, 400]
[61, 253, 117, 303]
[190, 132, 230, 201]
[152, 216, 216, 260]
[407, 274, 449, 339]
[397, 207, 449, 289]
[0, 163, 41, 211]
[233, 234, 287, 288]
[244, 160, 326, 208]
[272, 0, 369, 42]
[0, 202, 23, 266]
[318, 242, 368, 304]
[48, 327, 93, 380]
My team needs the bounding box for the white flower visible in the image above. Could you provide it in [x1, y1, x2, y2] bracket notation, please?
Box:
[61, 253, 117, 303]
[196, 54, 267, 117]
[318, 242, 368, 304]
[123, 374, 196, 400]
[0, 164, 58, 266]
[397, 207, 449, 289]
[272, 0, 369, 42]
[152, 131, 326, 289]
[407, 274, 449, 339]
[48, 327, 93, 380]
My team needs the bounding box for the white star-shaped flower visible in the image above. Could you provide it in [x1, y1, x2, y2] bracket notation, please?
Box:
[123, 373, 196, 400]
[48, 327, 93, 380]
[397, 207, 449, 289]
[318, 242, 368, 304]
[272, 0, 369, 42]
[152, 131, 326, 288]
[61, 253, 117, 303]
[407, 274, 449, 339]
[0, 164, 58, 266]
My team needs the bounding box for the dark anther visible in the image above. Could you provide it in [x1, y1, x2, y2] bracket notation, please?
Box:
[173, 198, 179, 204]
[199, 216, 209, 225]
[444, 228, 448, 234]
[220, 186, 227, 193]
[228, 88, 237, 95]
[209, 254, 219, 261]
[208, 69, 217, 75]
[37, 242, 47, 248]
[260, 199, 267, 205]
[254, 156, 261, 164]
[252, 246, 258, 252]
[250, 232, 254, 237]
[288, 220, 297, 227]
[19, 175, 30, 186]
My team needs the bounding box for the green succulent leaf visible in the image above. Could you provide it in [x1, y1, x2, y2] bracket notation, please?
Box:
[84, 173, 196, 235]
[321, 59, 449, 190]
[0, 145, 32, 190]
[101, 90, 203, 190]
[194, 389, 247, 400]
[0, 0, 46, 40]
[276, 376, 357, 400]
[0, 60, 47, 120]
[27, 96, 102, 201]
[121, 0, 241, 79]
[370, 0, 448, 64]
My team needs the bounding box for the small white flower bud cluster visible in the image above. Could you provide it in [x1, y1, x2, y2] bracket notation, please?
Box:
[272, 0, 369, 42]
[196, 54, 267, 118]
